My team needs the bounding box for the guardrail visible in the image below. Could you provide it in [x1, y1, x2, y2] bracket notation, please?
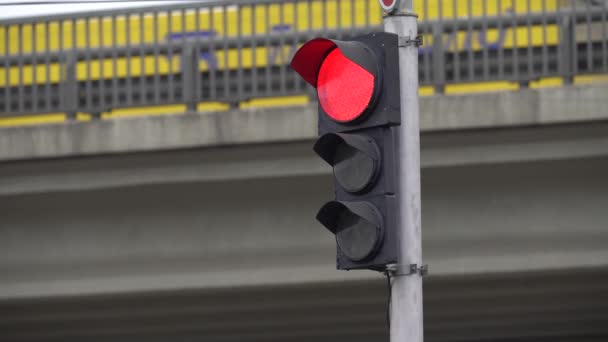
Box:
[0, 0, 606, 118]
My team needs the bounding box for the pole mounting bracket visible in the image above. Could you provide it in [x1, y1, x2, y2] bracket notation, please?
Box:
[385, 263, 428, 277]
[398, 35, 423, 47]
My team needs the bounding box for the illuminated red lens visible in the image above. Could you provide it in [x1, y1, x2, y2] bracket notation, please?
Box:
[316, 48, 375, 123]
[382, 0, 394, 5]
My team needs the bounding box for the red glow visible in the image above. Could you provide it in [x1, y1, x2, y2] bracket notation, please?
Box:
[382, 0, 394, 5]
[316, 48, 375, 123]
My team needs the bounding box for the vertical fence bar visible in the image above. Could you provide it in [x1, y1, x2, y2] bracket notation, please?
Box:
[306, 0, 313, 39]
[62, 19, 78, 123]
[222, 5, 229, 102]
[279, 2, 286, 95]
[557, 0, 564, 79]
[194, 6, 201, 108]
[58, 23, 64, 116]
[559, 2, 574, 84]
[32, 21, 38, 113]
[17, 24, 24, 114]
[237, 6, 243, 101]
[46, 21, 54, 112]
[252, 3, 258, 98]
[71, 18, 76, 61]
[62, 52, 78, 119]
[67, 18, 77, 118]
[437, 0, 446, 90]
[85, 16, 92, 112]
[179, 9, 184, 110]
[603, 0, 607, 72]
[524, 0, 532, 85]
[112, 15, 118, 108]
[307, 0, 315, 99]
[59, 19, 64, 112]
[585, 0, 592, 73]
[210, 5, 217, 100]
[511, 0, 519, 83]
[168, 10, 175, 103]
[3, 25, 9, 114]
[265, 4, 271, 96]
[570, 0, 577, 77]
[453, 0, 460, 83]
[308, 0, 313, 39]
[293, 1, 301, 93]
[337, 0, 342, 39]
[182, 42, 196, 111]
[432, 22, 446, 93]
[422, 0, 430, 85]
[497, 0, 504, 79]
[99, 15, 106, 115]
[126, 14, 132, 106]
[322, 0, 327, 35]
[482, 0, 489, 81]
[139, 12, 145, 107]
[541, 0, 548, 76]
[153, 11, 160, 104]
[364, 0, 369, 28]
[350, 0, 358, 36]
[466, 0, 474, 81]
[181, 7, 188, 107]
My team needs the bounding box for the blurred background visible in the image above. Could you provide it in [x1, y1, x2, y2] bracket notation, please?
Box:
[0, 0, 607, 341]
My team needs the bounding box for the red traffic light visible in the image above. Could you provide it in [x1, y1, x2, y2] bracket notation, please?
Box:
[317, 49, 375, 122]
[290, 38, 380, 123]
[379, 0, 400, 13]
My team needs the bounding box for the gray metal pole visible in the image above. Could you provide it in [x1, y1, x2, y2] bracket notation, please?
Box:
[383, 1, 423, 342]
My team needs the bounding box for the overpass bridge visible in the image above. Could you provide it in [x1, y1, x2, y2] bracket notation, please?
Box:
[1, 0, 608, 341]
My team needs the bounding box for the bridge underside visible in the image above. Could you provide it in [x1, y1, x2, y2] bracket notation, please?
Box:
[1, 130, 608, 341]
[1, 85, 607, 341]
[1, 267, 607, 342]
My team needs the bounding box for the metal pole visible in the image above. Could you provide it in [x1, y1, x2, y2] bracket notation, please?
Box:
[383, 1, 423, 342]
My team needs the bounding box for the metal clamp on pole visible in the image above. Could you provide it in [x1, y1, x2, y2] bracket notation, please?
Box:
[385, 263, 428, 277]
[398, 35, 423, 48]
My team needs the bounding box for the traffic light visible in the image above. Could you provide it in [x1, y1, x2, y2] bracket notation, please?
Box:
[291, 32, 401, 271]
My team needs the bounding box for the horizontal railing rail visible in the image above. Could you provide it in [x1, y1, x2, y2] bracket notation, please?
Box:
[0, 0, 606, 118]
[2, 8, 604, 67]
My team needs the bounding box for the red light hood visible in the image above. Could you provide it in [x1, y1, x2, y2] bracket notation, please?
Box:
[290, 38, 377, 87]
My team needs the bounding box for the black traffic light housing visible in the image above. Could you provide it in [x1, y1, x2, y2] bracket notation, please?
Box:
[291, 32, 401, 271]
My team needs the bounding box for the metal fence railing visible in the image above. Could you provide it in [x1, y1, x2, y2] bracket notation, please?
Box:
[0, 0, 606, 118]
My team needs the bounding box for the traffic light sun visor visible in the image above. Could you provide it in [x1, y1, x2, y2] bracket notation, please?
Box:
[290, 38, 335, 86]
[316, 201, 382, 235]
[290, 38, 379, 87]
[314, 133, 381, 193]
[316, 201, 384, 262]
[313, 133, 380, 166]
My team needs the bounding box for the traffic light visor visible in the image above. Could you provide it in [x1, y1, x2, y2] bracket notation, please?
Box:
[290, 38, 380, 123]
[316, 201, 384, 261]
[314, 133, 380, 193]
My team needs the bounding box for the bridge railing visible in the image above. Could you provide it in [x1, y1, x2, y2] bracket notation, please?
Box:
[0, 0, 606, 118]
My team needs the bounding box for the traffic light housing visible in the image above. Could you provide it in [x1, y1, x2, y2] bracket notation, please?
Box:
[291, 32, 401, 271]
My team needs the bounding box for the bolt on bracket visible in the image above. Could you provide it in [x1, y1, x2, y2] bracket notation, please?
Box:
[398, 35, 423, 47]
